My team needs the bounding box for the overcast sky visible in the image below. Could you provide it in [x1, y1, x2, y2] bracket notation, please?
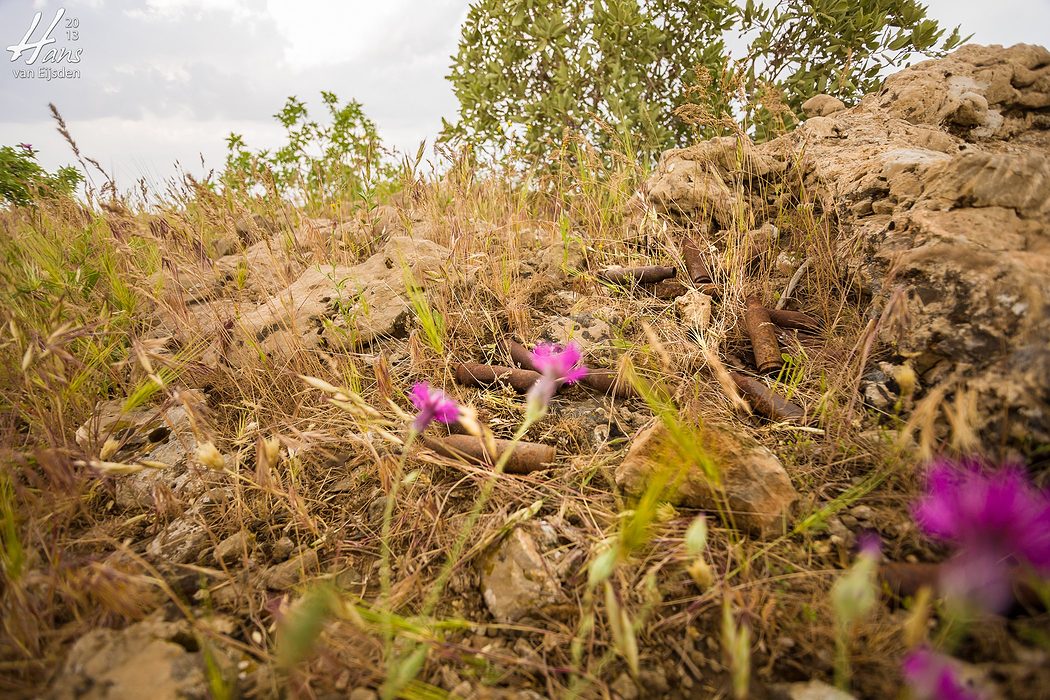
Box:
[2, 0, 1048, 189]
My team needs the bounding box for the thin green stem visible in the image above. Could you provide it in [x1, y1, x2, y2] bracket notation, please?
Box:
[381, 417, 538, 700]
[380, 429, 417, 683]
[420, 418, 534, 617]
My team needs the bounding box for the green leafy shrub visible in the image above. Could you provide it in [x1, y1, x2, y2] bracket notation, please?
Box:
[444, 0, 965, 165]
[223, 92, 394, 213]
[737, 0, 965, 139]
[0, 144, 82, 206]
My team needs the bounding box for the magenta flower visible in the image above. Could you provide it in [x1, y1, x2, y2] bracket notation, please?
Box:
[526, 342, 588, 415]
[913, 457, 1050, 612]
[408, 382, 460, 433]
[857, 531, 881, 559]
[902, 647, 981, 700]
[531, 343, 589, 385]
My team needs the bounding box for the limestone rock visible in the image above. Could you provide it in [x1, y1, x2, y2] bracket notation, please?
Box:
[644, 44, 1050, 452]
[615, 423, 797, 537]
[47, 613, 207, 699]
[260, 548, 319, 589]
[479, 523, 566, 624]
[76, 392, 213, 511]
[644, 136, 786, 228]
[146, 488, 234, 565]
[213, 531, 252, 566]
[802, 94, 846, 118]
[770, 679, 856, 700]
[543, 311, 612, 353]
[217, 235, 450, 362]
[644, 154, 736, 227]
[147, 514, 211, 565]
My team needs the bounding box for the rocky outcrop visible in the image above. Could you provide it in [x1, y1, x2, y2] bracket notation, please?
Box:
[644, 44, 1050, 452]
[615, 423, 798, 537]
[196, 235, 451, 363]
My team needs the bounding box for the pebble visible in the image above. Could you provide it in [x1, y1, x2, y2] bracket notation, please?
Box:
[271, 536, 294, 562]
[850, 505, 874, 521]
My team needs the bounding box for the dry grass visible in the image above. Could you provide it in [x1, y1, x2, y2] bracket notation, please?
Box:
[0, 135, 950, 699]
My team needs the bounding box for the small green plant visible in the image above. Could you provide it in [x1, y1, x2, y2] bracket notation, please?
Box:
[223, 92, 394, 212]
[830, 538, 879, 689]
[0, 144, 82, 206]
[403, 268, 446, 355]
[0, 473, 24, 582]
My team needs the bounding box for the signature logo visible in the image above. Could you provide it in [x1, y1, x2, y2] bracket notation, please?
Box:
[7, 8, 83, 80]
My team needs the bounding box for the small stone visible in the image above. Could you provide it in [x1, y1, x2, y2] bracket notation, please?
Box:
[46, 613, 207, 700]
[615, 423, 798, 537]
[638, 668, 670, 695]
[271, 537, 294, 562]
[213, 531, 251, 566]
[147, 516, 210, 564]
[450, 681, 472, 698]
[349, 689, 378, 700]
[850, 505, 874, 522]
[260, 549, 319, 589]
[826, 518, 849, 540]
[773, 679, 856, 699]
[479, 523, 566, 624]
[839, 514, 860, 530]
[802, 94, 847, 118]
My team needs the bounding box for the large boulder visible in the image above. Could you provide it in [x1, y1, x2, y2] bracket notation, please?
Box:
[615, 423, 798, 537]
[644, 44, 1050, 452]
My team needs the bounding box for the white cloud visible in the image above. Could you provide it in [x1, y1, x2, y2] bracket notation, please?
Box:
[126, 0, 260, 22]
[265, 0, 468, 69]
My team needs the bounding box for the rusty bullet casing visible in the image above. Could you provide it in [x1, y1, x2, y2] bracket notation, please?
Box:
[653, 279, 688, 300]
[767, 308, 821, 334]
[599, 265, 677, 286]
[580, 368, 638, 399]
[455, 363, 540, 393]
[423, 434, 556, 475]
[682, 238, 713, 284]
[730, 372, 804, 422]
[744, 297, 783, 374]
[504, 337, 538, 371]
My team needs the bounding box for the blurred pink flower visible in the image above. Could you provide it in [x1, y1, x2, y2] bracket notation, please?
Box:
[526, 342, 588, 412]
[531, 342, 588, 385]
[902, 647, 980, 700]
[17, 143, 33, 154]
[857, 531, 881, 559]
[408, 382, 460, 433]
[913, 457, 1050, 612]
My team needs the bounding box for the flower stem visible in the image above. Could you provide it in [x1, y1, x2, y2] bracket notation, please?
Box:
[380, 429, 416, 683]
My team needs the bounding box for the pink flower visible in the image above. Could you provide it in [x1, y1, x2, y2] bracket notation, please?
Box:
[902, 647, 981, 700]
[913, 457, 1050, 612]
[857, 531, 881, 559]
[531, 343, 588, 385]
[526, 342, 588, 413]
[408, 382, 460, 433]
